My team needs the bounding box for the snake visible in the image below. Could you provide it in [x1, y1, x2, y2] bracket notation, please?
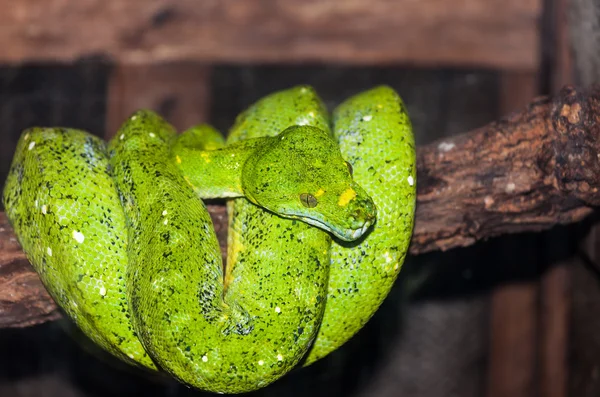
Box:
[2, 85, 416, 394]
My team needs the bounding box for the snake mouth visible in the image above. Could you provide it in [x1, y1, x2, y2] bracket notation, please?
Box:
[275, 206, 375, 242]
[299, 216, 374, 242]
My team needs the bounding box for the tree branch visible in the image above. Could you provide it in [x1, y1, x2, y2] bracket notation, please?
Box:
[1, 85, 599, 328]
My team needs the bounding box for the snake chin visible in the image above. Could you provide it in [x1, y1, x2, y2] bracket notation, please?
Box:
[349, 222, 372, 240]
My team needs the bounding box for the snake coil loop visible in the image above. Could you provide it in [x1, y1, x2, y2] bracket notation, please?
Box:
[2, 85, 416, 394]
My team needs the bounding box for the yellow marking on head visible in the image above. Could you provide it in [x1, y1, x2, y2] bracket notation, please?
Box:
[175, 155, 182, 164]
[338, 188, 356, 207]
[314, 188, 325, 198]
[201, 152, 211, 163]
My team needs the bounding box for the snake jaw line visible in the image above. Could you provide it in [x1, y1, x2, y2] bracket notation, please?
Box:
[284, 212, 373, 242]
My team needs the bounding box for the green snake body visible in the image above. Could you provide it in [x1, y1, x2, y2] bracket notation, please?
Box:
[2, 86, 416, 393]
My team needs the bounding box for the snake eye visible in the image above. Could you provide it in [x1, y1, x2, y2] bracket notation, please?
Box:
[345, 161, 353, 176]
[300, 193, 318, 208]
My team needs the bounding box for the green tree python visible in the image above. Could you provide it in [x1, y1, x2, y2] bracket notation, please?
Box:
[2, 85, 416, 394]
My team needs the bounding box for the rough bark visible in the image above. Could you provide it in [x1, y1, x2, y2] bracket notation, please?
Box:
[1, 84, 599, 328]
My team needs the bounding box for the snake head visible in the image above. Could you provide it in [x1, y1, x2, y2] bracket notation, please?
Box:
[242, 125, 377, 242]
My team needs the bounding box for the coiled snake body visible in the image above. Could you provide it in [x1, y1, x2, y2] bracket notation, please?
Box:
[3, 86, 416, 393]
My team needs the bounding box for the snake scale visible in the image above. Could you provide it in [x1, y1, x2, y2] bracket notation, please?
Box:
[2, 85, 416, 393]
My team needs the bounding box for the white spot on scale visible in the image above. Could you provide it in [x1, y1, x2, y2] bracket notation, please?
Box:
[72, 230, 85, 243]
[99, 286, 107, 296]
[28, 141, 36, 150]
[362, 115, 373, 121]
[202, 355, 208, 362]
[384, 251, 393, 263]
[277, 354, 283, 361]
[47, 247, 52, 256]
[163, 218, 168, 225]
[258, 360, 264, 366]
[162, 210, 168, 216]
[131, 115, 138, 121]
[128, 354, 135, 359]
[275, 306, 281, 313]
[505, 182, 516, 193]
[119, 134, 125, 140]
[149, 132, 156, 138]
[23, 133, 30, 141]
[407, 175, 414, 186]
[41, 205, 47, 214]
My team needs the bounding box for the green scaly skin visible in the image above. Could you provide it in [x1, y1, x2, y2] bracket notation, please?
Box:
[305, 86, 416, 363]
[1, 85, 416, 393]
[2, 128, 156, 370]
[108, 110, 345, 392]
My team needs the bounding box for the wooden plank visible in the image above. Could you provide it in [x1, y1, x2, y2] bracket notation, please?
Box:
[488, 282, 539, 397]
[569, 0, 600, 85]
[540, 263, 569, 397]
[569, 0, 600, 392]
[499, 72, 540, 114]
[105, 62, 211, 138]
[538, 1, 573, 395]
[551, 0, 574, 89]
[487, 71, 539, 397]
[571, 241, 600, 397]
[0, 0, 541, 69]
